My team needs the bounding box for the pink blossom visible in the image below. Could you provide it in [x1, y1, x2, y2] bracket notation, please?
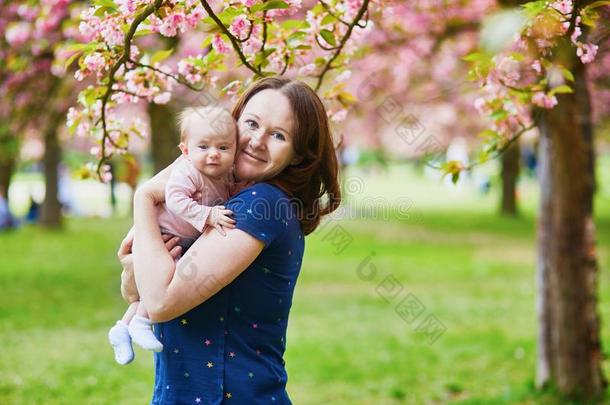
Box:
[229, 15, 251, 40]
[570, 25, 582, 44]
[17, 4, 38, 21]
[298, 63, 316, 76]
[154, 92, 171, 104]
[186, 6, 205, 28]
[551, 0, 573, 15]
[576, 42, 598, 64]
[100, 21, 124, 46]
[160, 12, 186, 37]
[78, 16, 100, 42]
[243, 36, 263, 54]
[116, 0, 138, 15]
[496, 56, 520, 86]
[331, 109, 348, 122]
[473, 97, 488, 115]
[335, 70, 352, 82]
[212, 34, 230, 54]
[100, 164, 113, 183]
[267, 0, 301, 18]
[531, 60, 542, 74]
[5, 22, 31, 46]
[532, 92, 558, 109]
[178, 59, 203, 85]
[74, 69, 86, 81]
[83, 53, 105, 72]
[240, 0, 256, 7]
[66, 107, 80, 128]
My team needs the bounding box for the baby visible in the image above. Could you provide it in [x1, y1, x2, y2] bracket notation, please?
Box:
[108, 106, 240, 365]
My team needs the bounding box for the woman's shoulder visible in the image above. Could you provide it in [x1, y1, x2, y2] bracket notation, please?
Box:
[231, 182, 288, 201]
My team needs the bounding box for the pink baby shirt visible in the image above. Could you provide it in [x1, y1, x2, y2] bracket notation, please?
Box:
[158, 156, 232, 239]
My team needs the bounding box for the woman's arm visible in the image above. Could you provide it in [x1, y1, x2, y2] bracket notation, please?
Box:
[132, 180, 264, 322]
[118, 231, 182, 304]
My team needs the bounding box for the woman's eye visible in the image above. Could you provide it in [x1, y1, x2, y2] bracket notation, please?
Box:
[272, 132, 286, 141]
[245, 119, 258, 129]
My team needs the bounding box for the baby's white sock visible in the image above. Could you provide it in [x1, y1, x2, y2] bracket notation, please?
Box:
[108, 321, 134, 365]
[128, 315, 163, 352]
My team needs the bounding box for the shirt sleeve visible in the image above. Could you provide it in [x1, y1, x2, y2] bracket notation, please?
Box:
[165, 159, 212, 232]
[226, 183, 289, 247]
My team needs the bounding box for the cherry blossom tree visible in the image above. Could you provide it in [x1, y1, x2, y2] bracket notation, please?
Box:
[466, 0, 610, 398]
[0, 0, 80, 227]
[65, 0, 375, 180]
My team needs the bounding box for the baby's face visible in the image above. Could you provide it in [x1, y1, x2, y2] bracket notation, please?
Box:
[181, 122, 236, 180]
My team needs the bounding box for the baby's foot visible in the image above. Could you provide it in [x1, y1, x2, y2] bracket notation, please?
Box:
[128, 315, 163, 352]
[108, 321, 134, 365]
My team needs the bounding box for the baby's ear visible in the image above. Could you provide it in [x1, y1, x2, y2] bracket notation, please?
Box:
[178, 142, 188, 155]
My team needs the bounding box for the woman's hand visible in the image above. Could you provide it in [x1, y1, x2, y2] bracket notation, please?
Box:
[118, 229, 183, 304]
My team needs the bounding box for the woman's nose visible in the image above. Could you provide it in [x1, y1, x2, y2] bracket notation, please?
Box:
[249, 131, 264, 149]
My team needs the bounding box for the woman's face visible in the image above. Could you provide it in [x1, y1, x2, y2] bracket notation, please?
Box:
[234, 89, 300, 182]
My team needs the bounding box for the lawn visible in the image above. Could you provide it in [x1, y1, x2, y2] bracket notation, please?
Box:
[1, 160, 610, 404]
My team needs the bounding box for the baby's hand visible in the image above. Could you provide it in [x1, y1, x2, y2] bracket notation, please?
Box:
[206, 205, 236, 236]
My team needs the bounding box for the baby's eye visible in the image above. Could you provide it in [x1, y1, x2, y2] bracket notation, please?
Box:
[220, 146, 230, 151]
[272, 132, 286, 141]
[199, 145, 208, 150]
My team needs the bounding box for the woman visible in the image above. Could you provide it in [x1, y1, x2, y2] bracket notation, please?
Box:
[118, 77, 341, 404]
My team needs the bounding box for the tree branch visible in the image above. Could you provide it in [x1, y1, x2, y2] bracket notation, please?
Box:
[128, 59, 204, 91]
[98, 0, 164, 177]
[199, 0, 261, 75]
[314, 0, 370, 92]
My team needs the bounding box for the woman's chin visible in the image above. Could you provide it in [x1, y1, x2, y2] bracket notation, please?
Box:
[234, 161, 260, 182]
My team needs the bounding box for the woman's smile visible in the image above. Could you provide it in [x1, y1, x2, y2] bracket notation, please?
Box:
[241, 149, 267, 163]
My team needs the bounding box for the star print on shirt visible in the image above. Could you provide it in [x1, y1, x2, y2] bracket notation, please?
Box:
[206, 362, 214, 368]
[181, 319, 188, 325]
[248, 372, 254, 378]
[226, 393, 232, 399]
[204, 339, 212, 346]
[174, 348, 180, 354]
[195, 397, 201, 403]
[229, 351, 236, 358]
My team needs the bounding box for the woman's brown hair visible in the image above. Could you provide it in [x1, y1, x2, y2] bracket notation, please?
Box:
[231, 77, 341, 235]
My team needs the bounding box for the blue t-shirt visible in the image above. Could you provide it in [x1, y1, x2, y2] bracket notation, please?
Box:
[151, 182, 304, 404]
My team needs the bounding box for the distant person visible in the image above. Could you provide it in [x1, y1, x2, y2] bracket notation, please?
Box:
[25, 195, 40, 224]
[0, 190, 17, 230]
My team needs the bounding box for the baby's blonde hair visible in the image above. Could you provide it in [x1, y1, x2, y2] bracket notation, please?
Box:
[177, 105, 236, 142]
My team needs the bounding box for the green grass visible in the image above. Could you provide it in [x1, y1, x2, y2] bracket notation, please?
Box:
[1, 160, 610, 404]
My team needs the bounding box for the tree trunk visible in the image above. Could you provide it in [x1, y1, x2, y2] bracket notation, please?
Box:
[500, 139, 520, 216]
[0, 126, 18, 203]
[40, 111, 64, 229]
[148, 103, 180, 174]
[535, 60, 605, 399]
[535, 120, 554, 389]
[0, 157, 15, 203]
